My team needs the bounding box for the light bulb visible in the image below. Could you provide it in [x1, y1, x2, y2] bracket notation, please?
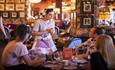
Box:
[29, 0, 41, 3]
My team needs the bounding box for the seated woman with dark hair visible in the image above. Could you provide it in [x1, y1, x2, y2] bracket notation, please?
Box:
[1, 24, 51, 70]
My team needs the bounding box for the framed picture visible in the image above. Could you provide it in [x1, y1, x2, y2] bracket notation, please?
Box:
[0, 4, 4, 11]
[16, 4, 25, 11]
[15, 0, 25, 3]
[80, 1, 94, 14]
[2, 12, 9, 18]
[80, 15, 93, 28]
[6, 4, 14, 11]
[0, 0, 5, 3]
[19, 12, 25, 18]
[6, 0, 14, 3]
[20, 0, 26, 3]
[11, 12, 18, 18]
[15, 0, 20, 3]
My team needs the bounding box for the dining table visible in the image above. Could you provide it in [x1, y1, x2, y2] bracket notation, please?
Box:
[43, 59, 91, 70]
[29, 48, 91, 70]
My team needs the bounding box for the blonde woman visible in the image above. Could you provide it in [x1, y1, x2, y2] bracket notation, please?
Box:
[90, 35, 115, 70]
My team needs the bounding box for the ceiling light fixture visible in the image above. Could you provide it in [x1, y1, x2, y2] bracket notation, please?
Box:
[29, 0, 42, 3]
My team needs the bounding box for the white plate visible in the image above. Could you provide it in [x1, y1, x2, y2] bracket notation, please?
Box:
[64, 66, 77, 70]
[44, 64, 57, 68]
[76, 60, 87, 63]
[46, 61, 58, 64]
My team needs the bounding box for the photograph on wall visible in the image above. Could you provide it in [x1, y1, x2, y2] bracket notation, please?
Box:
[19, 12, 25, 18]
[6, 4, 14, 11]
[80, 15, 93, 28]
[80, 1, 94, 14]
[20, 0, 25, 3]
[83, 2, 92, 12]
[15, 0, 20, 3]
[6, 0, 14, 3]
[0, 0, 5, 3]
[0, 4, 4, 11]
[11, 12, 17, 18]
[16, 4, 25, 11]
[15, 0, 25, 3]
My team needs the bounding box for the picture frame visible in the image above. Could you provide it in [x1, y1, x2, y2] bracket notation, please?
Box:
[80, 1, 94, 14]
[80, 15, 93, 28]
[16, 4, 25, 11]
[20, 0, 26, 3]
[15, 0, 20, 3]
[0, 4, 4, 11]
[11, 12, 18, 18]
[6, 4, 14, 11]
[15, 0, 25, 3]
[19, 12, 25, 18]
[0, 0, 5, 3]
[6, 0, 14, 3]
[2, 12, 9, 18]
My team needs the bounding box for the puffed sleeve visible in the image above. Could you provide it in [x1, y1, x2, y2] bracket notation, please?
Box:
[33, 19, 40, 32]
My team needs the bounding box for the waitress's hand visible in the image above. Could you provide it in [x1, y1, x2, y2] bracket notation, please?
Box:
[32, 56, 42, 66]
[46, 28, 53, 34]
[48, 48, 53, 56]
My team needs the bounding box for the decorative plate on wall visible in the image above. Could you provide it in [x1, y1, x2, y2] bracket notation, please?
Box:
[6, 0, 15, 3]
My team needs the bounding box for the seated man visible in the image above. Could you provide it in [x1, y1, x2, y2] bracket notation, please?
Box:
[76, 27, 106, 56]
[80, 27, 106, 47]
